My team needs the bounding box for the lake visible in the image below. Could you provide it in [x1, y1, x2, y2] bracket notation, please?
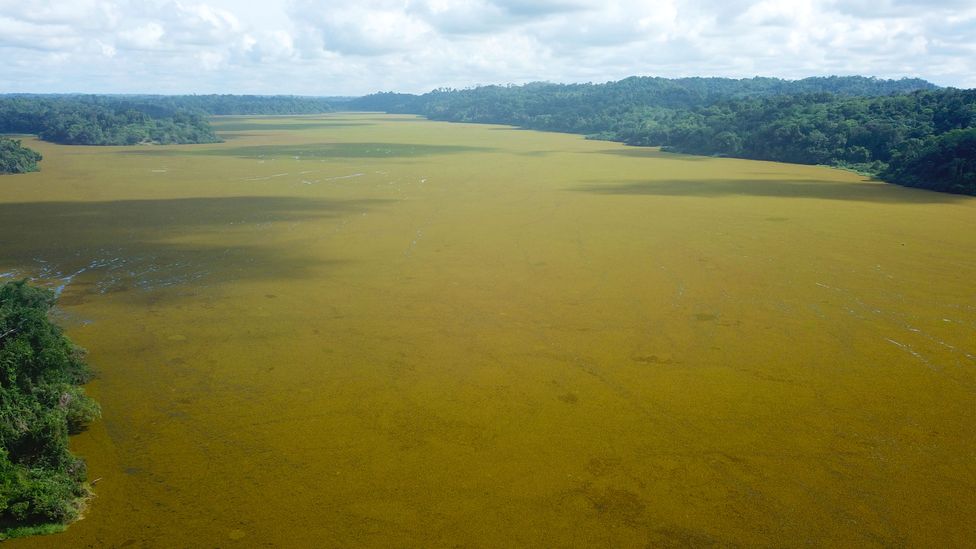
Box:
[3, 114, 975, 546]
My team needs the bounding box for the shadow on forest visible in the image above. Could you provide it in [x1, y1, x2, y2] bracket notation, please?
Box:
[572, 178, 966, 203]
[121, 142, 492, 159]
[0, 196, 392, 300]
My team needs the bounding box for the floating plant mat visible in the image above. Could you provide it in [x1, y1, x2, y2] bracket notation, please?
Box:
[3, 114, 975, 547]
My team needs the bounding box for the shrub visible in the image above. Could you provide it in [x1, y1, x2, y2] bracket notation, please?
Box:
[0, 280, 100, 538]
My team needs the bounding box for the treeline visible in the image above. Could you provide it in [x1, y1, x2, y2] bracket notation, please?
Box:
[884, 128, 976, 194]
[0, 94, 342, 171]
[629, 90, 976, 195]
[0, 96, 220, 146]
[114, 94, 341, 115]
[0, 280, 100, 538]
[0, 94, 344, 149]
[349, 76, 937, 129]
[351, 76, 976, 195]
[0, 137, 41, 174]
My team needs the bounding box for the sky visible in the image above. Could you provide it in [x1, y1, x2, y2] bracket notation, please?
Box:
[1, 0, 974, 96]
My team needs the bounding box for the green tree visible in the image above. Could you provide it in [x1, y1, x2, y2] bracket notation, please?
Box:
[884, 129, 976, 194]
[0, 280, 100, 538]
[0, 138, 42, 174]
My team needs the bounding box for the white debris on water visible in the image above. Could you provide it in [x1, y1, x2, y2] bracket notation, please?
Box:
[404, 228, 425, 257]
[886, 337, 935, 369]
[323, 173, 364, 181]
[27, 251, 214, 298]
[242, 173, 290, 181]
[47, 260, 114, 297]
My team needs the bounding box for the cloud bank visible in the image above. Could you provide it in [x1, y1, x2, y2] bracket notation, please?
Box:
[1, 0, 973, 95]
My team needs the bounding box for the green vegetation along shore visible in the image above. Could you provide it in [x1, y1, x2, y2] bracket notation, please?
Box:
[0, 94, 342, 148]
[4, 77, 974, 193]
[0, 137, 41, 175]
[350, 76, 976, 195]
[0, 96, 219, 146]
[0, 280, 100, 539]
[0, 94, 346, 172]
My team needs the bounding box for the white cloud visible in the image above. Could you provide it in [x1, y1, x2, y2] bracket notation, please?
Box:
[0, 0, 973, 94]
[291, 1, 432, 56]
[118, 22, 165, 50]
[162, 1, 241, 45]
[0, 0, 119, 27]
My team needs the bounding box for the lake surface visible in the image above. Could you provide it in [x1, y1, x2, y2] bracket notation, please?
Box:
[3, 114, 974, 547]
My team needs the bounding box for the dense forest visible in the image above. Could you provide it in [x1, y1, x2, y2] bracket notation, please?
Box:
[351, 76, 976, 195]
[351, 75, 937, 117]
[114, 94, 342, 115]
[0, 280, 100, 539]
[0, 94, 342, 148]
[0, 138, 41, 174]
[0, 96, 219, 146]
[883, 128, 976, 195]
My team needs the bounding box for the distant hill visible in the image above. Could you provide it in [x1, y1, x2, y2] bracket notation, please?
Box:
[349, 75, 938, 114]
[114, 94, 339, 116]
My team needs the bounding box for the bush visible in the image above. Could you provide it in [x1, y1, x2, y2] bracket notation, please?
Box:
[0, 280, 100, 538]
[0, 137, 42, 174]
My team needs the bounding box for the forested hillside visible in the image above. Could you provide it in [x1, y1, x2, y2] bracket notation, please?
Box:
[351, 76, 976, 195]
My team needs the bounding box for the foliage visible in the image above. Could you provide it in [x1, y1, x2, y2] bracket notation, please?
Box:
[350, 75, 937, 127]
[351, 76, 976, 195]
[883, 128, 976, 194]
[122, 94, 342, 115]
[0, 280, 100, 538]
[0, 94, 342, 172]
[0, 95, 220, 146]
[0, 137, 42, 174]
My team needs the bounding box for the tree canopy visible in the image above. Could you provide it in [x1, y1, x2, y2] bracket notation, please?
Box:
[0, 94, 341, 147]
[0, 96, 220, 146]
[0, 280, 100, 538]
[883, 128, 976, 195]
[0, 138, 41, 174]
[119, 94, 342, 115]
